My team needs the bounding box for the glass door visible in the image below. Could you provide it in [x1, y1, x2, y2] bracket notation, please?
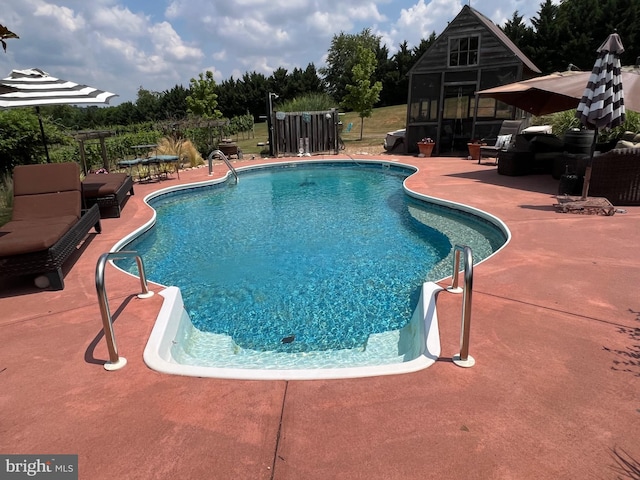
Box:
[440, 84, 476, 154]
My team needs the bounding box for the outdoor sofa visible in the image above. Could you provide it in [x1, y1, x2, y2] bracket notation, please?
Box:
[82, 172, 134, 218]
[0, 162, 102, 290]
[588, 148, 640, 205]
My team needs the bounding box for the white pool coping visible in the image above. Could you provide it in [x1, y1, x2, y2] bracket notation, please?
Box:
[111, 158, 512, 380]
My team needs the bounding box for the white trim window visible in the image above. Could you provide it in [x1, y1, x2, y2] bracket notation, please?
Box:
[449, 36, 479, 67]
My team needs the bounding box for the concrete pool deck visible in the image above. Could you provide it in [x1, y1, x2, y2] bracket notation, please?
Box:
[1, 154, 638, 479]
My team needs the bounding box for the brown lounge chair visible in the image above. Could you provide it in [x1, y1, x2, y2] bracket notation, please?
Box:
[82, 172, 134, 218]
[0, 162, 101, 290]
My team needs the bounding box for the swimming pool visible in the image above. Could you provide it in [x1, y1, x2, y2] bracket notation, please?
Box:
[114, 160, 509, 379]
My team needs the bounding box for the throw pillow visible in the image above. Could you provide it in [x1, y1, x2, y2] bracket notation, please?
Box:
[495, 134, 512, 150]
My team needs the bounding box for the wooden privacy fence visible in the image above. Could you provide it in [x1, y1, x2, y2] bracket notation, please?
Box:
[272, 109, 340, 156]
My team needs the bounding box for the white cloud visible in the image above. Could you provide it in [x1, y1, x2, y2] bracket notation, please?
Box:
[347, 3, 386, 22]
[148, 22, 203, 61]
[33, 3, 86, 31]
[212, 50, 227, 62]
[91, 5, 148, 34]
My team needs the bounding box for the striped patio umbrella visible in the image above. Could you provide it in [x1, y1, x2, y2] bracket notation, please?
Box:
[575, 33, 626, 199]
[0, 68, 117, 162]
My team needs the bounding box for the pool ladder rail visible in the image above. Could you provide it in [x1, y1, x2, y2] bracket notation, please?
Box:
[446, 244, 475, 368]
[207, 149, 239, 184]
[95, 251, 154, 371]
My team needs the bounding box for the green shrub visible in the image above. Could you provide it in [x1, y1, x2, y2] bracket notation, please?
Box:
[534, 109, 640, 142]
[534, 110, 580, 136]
[278, 93, 337, 112]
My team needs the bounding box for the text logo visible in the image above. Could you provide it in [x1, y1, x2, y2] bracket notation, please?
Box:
[1, 455, 77, 479]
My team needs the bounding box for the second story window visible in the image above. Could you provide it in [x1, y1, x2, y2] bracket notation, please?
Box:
[449, 36, 479, 67]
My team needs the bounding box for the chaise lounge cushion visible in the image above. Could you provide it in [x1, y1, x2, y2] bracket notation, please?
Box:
[12, 192, 81, 221]
[82, 173, 129, 199]
[13, 162, 80, 196]
[0, 216, 78, 256]
[11, 162, 82, 220]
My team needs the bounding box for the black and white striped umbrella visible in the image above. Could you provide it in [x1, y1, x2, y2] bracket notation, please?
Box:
[0, 68, 117, 162]
[0, 68, 117, 107]
[575, 33, 626, 199]
[576, 33, 626, 129]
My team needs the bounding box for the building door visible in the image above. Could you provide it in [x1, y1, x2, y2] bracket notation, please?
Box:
[439, 84, 476, 155]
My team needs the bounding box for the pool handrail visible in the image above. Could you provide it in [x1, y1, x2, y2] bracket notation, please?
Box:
[447, 244, 475, 368]
[95, 251, 155, 371]
[208, 149, 239, 183]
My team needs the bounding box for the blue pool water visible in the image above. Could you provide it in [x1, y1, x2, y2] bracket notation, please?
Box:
[118, 162, 506, 362]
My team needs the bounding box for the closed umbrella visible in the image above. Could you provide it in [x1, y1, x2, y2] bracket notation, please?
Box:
[0, 68, 117, 162]
[576, 33, 626, 200]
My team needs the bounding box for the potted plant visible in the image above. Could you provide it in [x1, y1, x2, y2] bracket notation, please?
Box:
[467, 139, 486, 161]
[417, 137, 435, 157]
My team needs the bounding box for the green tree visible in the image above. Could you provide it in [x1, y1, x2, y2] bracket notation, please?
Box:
[136, 87, 162, 121]
[383, 41, 416, 106]
[341, 46, 383, 140]
[158, 84, 189, 120]
[186, 71, 222, 119]
[530, 0, 560, 73]
[217, 77, 243, 118]
[502, 11, 535, 63]
[269, 67, 290, 99]
[556, 0, 603, 70]
[320, 28, 381, 102]
[599, 0, 640, 66]
[299, 63, 324, 94]
[412, 33, 437, 60]
[240, 71, 269, 119]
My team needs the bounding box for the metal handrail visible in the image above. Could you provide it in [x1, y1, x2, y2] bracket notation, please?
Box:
[208, 149, 239, 183]
[95, 251, 154, 371]
[447, 245, 475, 368]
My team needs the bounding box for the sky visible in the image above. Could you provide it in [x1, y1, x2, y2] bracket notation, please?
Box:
[1, 0, 548, 105]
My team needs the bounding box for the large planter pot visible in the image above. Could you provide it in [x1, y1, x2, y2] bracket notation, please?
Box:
[467, 143, 485, 161]
[417, 142, 435, 157]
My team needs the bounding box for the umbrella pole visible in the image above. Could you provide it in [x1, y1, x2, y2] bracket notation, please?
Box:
[35, 106, 51, 163]
[580, 128, 598, 200]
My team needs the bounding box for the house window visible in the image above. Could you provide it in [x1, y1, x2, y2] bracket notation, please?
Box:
[409, 73, 440, 123]
[449, 36, 479, 67]
[474, 97, 514, 119]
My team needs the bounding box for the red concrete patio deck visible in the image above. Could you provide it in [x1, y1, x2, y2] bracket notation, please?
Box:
[1, 155, 638, 479]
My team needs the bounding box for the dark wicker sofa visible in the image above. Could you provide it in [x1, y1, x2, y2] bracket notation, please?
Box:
[0, 162, 102, 290]
[82, 172, 134, 218]
[588, 149, 640, 205]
